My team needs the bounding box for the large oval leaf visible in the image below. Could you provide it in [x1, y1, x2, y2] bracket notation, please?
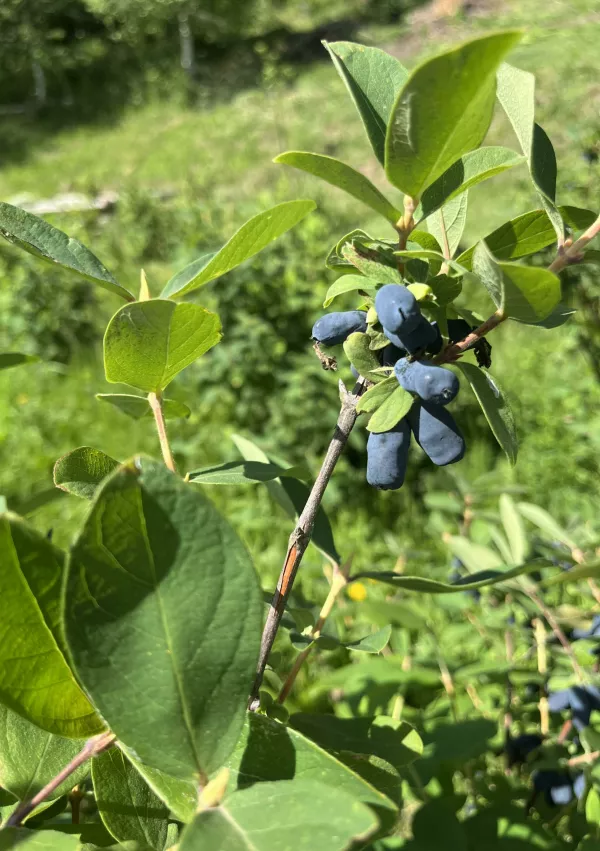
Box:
[274, 152, 400, 223]
[179, 779, 377, 851]
[0, 513, 103, 737]
[64, 458, 262, 781]
[161, 200, 316, 299]
[324, 41, 408, 165]
[104, 300, 221, 392]
[385, 32, 521, 197]
[0, 202, 131, 301]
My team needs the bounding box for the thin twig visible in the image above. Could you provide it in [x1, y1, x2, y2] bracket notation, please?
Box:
[248, 380, 365, 710]
[277, 560, 350, 704]
[4, 732, 115, 828]
[527, 589, 585, 682]
[568, 750, 600, 767]
[148, 392, 177, 474]
[435, 310, 507, 364]
[548, 214, 600, 273]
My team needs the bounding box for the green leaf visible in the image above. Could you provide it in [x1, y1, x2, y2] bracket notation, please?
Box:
[500, 493, 528, 565]
[344, 332, 384, 381]
[455, 362, 517, 464]
[385, 32, 521, 197]
[96, 394, 190, 421]
[54, 447, 119, 500]
[0, 513, 103, 737]
[179, 778, 377, 851]
[325, 229, 372, 270]
[366, 385, 414, 433]
[457, 205, 597, 270]
[496, 63, 563, 240]
[289, 714, 423, 770]
[342, 242, 402, 283]
[0, 202, 131, 301]
[275, 152, 400, 223]
[324, 41, 408, 165]
[517, 501, 577, 549]
[187, 460, 298, 485]
[231, 435, 340, 564]
[0, 704, 89, 803]
[581, 248, 600, 266]
[426, 192, 469, 259]
[92, 749, 169, 850]
[446, 536, 504, 572]
[104, 300, 221, 392]
[0, 353, 39, 371]
[413, 798, 468, 850]
[323, 274, 378, 308]
[472, 242, 561, 322]
[419, 147, 525, 221]
[345, 624, 392, 653]
[354, 562, 545, 594]
[126, 758, 197, 824]
[224, 712, 397, 813]
[64, 458, 262, 781]
[0, 829, 81, 850]
[428, 274, 462, 306]
[359, 599, 427, 630]
[586, 788, 600, 827]
[357, 376, 397, 414]
[161, 200, 316, 298]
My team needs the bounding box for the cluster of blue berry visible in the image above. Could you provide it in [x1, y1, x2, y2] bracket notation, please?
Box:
[312, 284, 470, 490]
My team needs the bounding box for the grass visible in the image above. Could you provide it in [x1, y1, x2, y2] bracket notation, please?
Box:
[1, 0, 600, 583]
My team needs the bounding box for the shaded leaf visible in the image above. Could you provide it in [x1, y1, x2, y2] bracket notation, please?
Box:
[127, 758, 197, 824]
[161, 200, 316, 298]
[342, 242, 402, 283]
[324, 41, 408, 165]
[0, 829, 81, 849]
[0, 202, 131, 301]
[428, 274, 462, 306]
[426, 192, 468, 259]
[344, 332, 384, 382]
[224, 712, 397, 812]
[104, 300, 221, 392]
[0, 353, 39, 371]
[231, 435, 340, 564]
[419, 147, 525, 220]
[0, 513, 102, 737]
[457, 205, 597, 270]
[64, 459, 262, 780]
[290, 714, 423, 771]
[0, 703, 88, 802]
[496, 63, 563, 240]
[456, 363, 517, 464]
[92, 749, 169, 850]
[472, 242, 560, 323]
[54, 447, 119, 500]
[275, 152, 400, 223]
[96, 394, 190, 421]
[385, 32, 521, 197]
[179, 779, 377, 851]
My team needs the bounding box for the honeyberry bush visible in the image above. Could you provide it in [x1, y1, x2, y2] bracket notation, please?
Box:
[1, 29, 600, 851]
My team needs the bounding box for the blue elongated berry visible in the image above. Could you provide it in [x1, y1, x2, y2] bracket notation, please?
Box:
[312, 310, 367, 346]
[533, 771, 574, 807]
[366, 418, 411, 490]
[384, 314, 439, 353]
[505, 733, 543, 767]
[408, 401, 465, 466]
[395, 359, 459, 406]
[375, 284, 421, 334]
[382, 343, 405, 366]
